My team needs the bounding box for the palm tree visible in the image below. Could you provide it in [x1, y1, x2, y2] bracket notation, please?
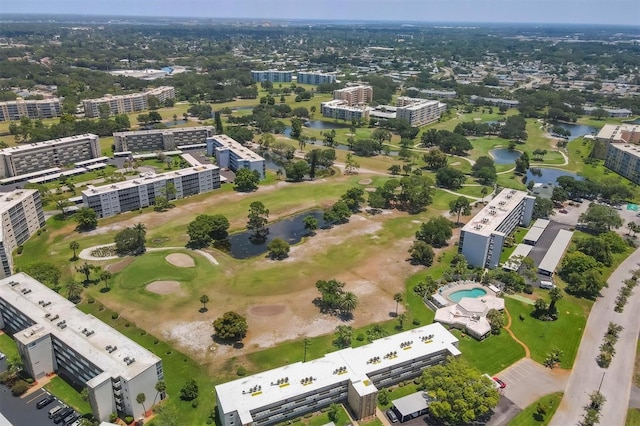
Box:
[397, 313, 407, 330]
[67, 280, 83, 301]
[303, 338, 311, 362]
[100, 270, 112, 291]
[335, 325, 353, 348]
[200, 295, 209, 312]
[136, 392, 147, 416]
[480, 186, 489, 203]
[153, 380, 167, 405]
[548, 287, 563, 313]
[133, 223, 147, 254]
[75, 262, 94, 283]
[339, 292, 358, 316]
[69, 241, 80, 260]
[393, 292, 403, 317]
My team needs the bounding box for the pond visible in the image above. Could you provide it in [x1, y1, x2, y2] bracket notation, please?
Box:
[304, 120, 352, 130]
[624, 118, 640, 125]
[164, 120, 188, 128]
[489, 148, 521, 164]
[549, 122, 598, 141]
[215, 210, 327, 259]
[526, 167, 582, 184]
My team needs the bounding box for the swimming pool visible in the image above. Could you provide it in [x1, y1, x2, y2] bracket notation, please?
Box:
[448, 288, 487, 303]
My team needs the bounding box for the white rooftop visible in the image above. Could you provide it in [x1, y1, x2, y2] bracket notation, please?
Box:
[392, 392, 431, 416]
[216, 323, 459, 420]
[207, 135, 265, 163]
[532, 218, 550, 229]
[0, 134, 98, 155]
[321, 100, 368, 112]
[596, 124, 640, 143]
[538, 229, 573, 274]
[114, 126, 213, 138]
[607, 142, 640, 158]
[84, 86, 173, 104]
[0, 273, 160, 381]
[462, 189, 531, 237]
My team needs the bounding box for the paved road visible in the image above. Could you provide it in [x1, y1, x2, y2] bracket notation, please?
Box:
[550, 246, 640, 426]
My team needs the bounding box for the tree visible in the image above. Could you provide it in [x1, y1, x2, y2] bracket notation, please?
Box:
[214, 111, 224, 134]
[303, 338, 311, 362]
[548, 287, 563, 314]
[345, 153, 360, 175]
[328, 403, 340, 423]
[388, 164, 401, 175]
[267, 238, 290, 259]
[284, 160, 310, 182]
[436, 167, 466, 189]
[415, 217, 454, 248]
[234, 168, 260, 192]
[316, 279, 346, 312]
[247, 201, 269, 241]
[393, 292, 403, 316]
[423, 148, 448, 170]
[397, 313, 407, 329]
[75, 207, 97, 231]
[551, 186, 568, 204]
[56, 199, 72, 217]
[334, 325, 353, 348]
[291, 118, 303, 139]
[179, 380, 199, 401]
[449, 196, 472, 225]
[339, 291, 358, 317]
[213, 311, 248, 340]
[100, 270, 112, 292]
[409, 240, 435, 266]
[69, 241, 80, 260]
[340, 187, 366, 212]
[486, 309, 504, 334]
[480, 186, 490, 203]
[579, 204, 623, 234]
[136, 393, 147, 416]
[75, 262, 95, 283]
[199, 295, 209, 312]
[303, 216, 319, 235]
[559, 252, 605, 298]
[421, 357, 499, 424]
[153, 380, 167, 405]
[67, 280, 83, 301]
[114, 227, 146, 256]
[187, 214, 230, 247]
[576, 236, 613, 266]
[533, 197, 554, 220]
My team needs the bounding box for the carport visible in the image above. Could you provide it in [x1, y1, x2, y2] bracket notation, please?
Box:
[392, 392, 431, 422]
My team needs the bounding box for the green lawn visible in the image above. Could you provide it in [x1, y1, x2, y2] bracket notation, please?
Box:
[0, 333, 19, 360]
[509, 392, 563, 426]
[634, 338, 640, 387]
[287, 403, 351, 426]
[627, 408, 640, 426]
[44, 377, 92, 415]
[453, 329, 525, 375]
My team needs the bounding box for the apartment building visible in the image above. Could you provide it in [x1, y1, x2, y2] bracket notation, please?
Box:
[332, 85, 373, 106]
[395, 97, 447, 127]
[82, 164, 221, 218]
[297, 72, 337, 85]
[251, 70, 293, 83]
[83, 86, 175, 118]
[0, 190, 45, 278]
[0, 134, 101, 178]
[604, 143, 640, 184]
[0, 273, 164, 422]
[469, 95, 520, 108]
[216, 323, 460, 426]
[0, 98, 62, 122]
[206, 134, 266, 179]
[321, 100, 370, 122]
[583, 106, 632, 118]
[459, 189, 535, 268]
[113, 126, 214, 152]
[596, 124, 640, 144]
[405, 88, 457, 99]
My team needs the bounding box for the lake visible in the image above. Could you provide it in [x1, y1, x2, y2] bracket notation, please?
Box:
[624, 118, 640, 125]
[490, 148, 521, 164]
[549, 122, 598, 141]
[304, 120, 352, 130]
[526, 167, 582, 184]
[216, 210, 326, 259]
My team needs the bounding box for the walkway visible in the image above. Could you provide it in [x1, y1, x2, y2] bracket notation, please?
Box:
[503, 308, 531, 358]
[78, 245, 219, 265]
[550, 247, 640, 426]
[436, 187, 481, 201]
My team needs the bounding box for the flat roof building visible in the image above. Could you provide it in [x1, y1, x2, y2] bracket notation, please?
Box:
[216, 323, 460, 426]
[395, 97, 447, 127]
[523, 218, 550, 246]
[459, 189, 535, 268]
[83, 86, 175, 118]
[538, 229, 573, 276]
[332, 85, 373, 107]
[0, 98, 62, 122]
[251, 70, 293, 83]
[470, 95, 520, 108]
[405, 88, 457, 99]
[604, 142, 640, 184]
[321, 100, 370, 122]
[0, 273, 164, 422]
[503, 244, 534, 271]
[297, 72, 336, 85]
[583, 106, 632, 118]
[82, 164, 220, 218]
[0, 134, 101, 178]
[113, 126, 214, 153]
[206, 135, 266, 179]
[597, 124, 640, 144]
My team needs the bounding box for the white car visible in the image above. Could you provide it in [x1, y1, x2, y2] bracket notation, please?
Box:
[0, 351, 5, 360]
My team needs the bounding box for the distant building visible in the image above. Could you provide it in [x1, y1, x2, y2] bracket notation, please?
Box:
[583, 106, 632, 118]
[0, 273, 165, 422]
[604, 143, 640, 184]
[297, 72, 336, 85]
[113, 126, 214, 152]
[405, 87, 457, 99]
[321, 100, 370, 122]
[332, 85, 373, 106]
[395, 97, 447, 127]
[0, 190, 45, 278]
[0, 98, 62, 122]
[216, 323, 460, 426]
[596, 123, 640, 144]
[82, 164, 220, 218]
[251, 70, 293, 83]
[469, 95, 520, 108]
[459, 189, 535, 268]
[83, 86, 175, 118]
[0, 134, 100, 178]
[206, 135, 266, 179]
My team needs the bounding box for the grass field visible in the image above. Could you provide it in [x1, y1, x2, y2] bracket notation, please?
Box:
[509, 392, 563, 426]
[453, 329, 526, 375]
[0, 333, 19, 360]
[44, 377, 92, 415]
[627, 408, 640, 426]
[635, 338, 640, 387]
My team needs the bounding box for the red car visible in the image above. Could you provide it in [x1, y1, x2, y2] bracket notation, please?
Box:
[493, 377, 506, 389]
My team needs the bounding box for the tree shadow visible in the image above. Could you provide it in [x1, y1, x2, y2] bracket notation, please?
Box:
[199, 307, 208, 313]
[99, 287, 111, 293]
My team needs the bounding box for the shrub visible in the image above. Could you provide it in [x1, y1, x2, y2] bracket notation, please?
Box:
[88, 297, 95, 304]
[356, 333, 365, 341]
[412, 319, 420, 326]
[16, 245, 23, 254]
[111, 313, 119, 320]
[0, 371, 12, 384]
[11, 380, 29, 396]
[109, 413, 117, 423]
[25, 378, 34, 384]
[191, 399, 199, 408]
[237, 366, 247, 376]
[523, 284, 533, 294]
[125, 416, 134, 424]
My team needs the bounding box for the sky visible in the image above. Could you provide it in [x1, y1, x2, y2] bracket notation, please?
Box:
[2, 0, 640, 26]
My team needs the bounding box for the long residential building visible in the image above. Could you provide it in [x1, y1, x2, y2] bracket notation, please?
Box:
[113, 126, 214, 152]
[0, 190, 45, 278]
[251, 70, 293, 83]
[596, 123, 640, 144]
[0, 98, 62, 122]
[321, 100, 370, 122]
[332, 85, 373, 106]
[82, 164, 221, 218]
[216, 323, 460, 426]
[395, 97, 447, 127]
[459, 189, 535, 268]
[405, 87, 457, 99]
[604, 143, 640, 184]
[206, 134, 266, 179]
[83, 86, 175, 118]
[0, 134, 100, 178]
[297, 72, 336, 85]
[0, 273, 164, 422]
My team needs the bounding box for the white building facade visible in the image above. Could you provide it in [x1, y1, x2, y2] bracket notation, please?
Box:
[0, 98, 62, 122]
[395, 97, 447, 127]
[297, 72, 336, 85]
[83, 86, 175, 118]
[251, 70, 293, 83]
[206, 135, 266, 179]
[113, 126, 214, 152]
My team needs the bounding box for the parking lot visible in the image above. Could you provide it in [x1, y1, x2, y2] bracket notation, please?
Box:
[499, 358, 569, 410]
[0, 384, 78, 426]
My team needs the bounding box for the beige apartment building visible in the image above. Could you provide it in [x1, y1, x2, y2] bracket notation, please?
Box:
[395, 97, 447, 126]
[0, 98, 62, 122]
[113, 126, 214, 152]
[83, 86, 175, 118]
[332, 85, 373, 106]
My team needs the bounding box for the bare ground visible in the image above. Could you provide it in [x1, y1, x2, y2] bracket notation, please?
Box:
[146, 280, 183, 295]
[165, 253, 195, 268]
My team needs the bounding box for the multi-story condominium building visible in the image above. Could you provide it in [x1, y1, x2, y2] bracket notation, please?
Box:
[596, 124, 640, 144]
[0, 134, 101, 178]
[332, 85, 373, 106]
[251, 70, 293, 83]
[459, 189, 535, 268]
[604, 143, 640, 184]
[469, 95, 520, 108]
[583, 106, 632, 118]
[321, 100, 370, 122]
[206, 134, 266, 179]
[82, 164, 221, 218]
[395, 97, 447, 127]
[216, 323, 460, 426]
[0, 273, 164, 422]
[405, 88, 457, 99]
[0, 98, 62, 122]
[297, 72, 337, 85]
[83, 86, 175, 118]
[113, 126, 214, 152]
[0, 190, 45, 278]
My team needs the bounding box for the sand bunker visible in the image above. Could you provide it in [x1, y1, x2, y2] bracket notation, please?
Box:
[248, 304, 286, 317]
[146, 281, 181, 295]
[358, 178, 373, 185]
[165, 253, 195, 268]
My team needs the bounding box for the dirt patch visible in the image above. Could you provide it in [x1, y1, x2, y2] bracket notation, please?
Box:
[146, 281, 182, 295]
[165, 253, 195, 268]
[450, 161, 461, 166]
[358, 178, 373, 185]
[106, 257, 134, 273]
[248, 304, 287, 317]
[365, 187, 377, 192]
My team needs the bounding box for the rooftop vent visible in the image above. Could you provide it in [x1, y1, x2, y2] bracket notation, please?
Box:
[21, 288, 32, 295]
[9, 281, 18, 287]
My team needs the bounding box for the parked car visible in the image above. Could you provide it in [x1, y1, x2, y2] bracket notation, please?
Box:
[53, 408, 73, 424]
[63, 413, 78, 426]
[540, 281, 555, 290]
[0, 351, 5, 360]
[386, 409, 399, 423]
[48, 405, 64, 419]
[559, 208, 568, 214]
[36, 395, 55, 409]
[493, 377, 507, 389]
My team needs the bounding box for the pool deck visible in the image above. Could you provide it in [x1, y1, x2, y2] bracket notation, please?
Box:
[437, 280, 498, 306]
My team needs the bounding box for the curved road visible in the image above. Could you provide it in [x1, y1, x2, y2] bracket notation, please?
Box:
[550, 247, 640, 426]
